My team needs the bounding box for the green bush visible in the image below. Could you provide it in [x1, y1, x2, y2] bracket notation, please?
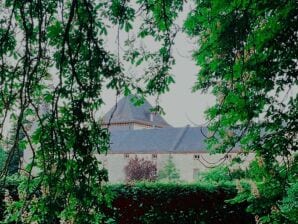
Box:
[106, 182, 254, 224]
[158, 156, 180, 182]
[196, 165, 246, 184]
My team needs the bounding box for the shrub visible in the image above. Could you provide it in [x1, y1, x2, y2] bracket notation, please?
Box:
[124, 157, 157, 182]
[197, 164, 246, 184]
[1, 181, 254, 223]
[197, 166, 232, 183]
[158, 156, 180, 182]
[106, 182, 254, 224]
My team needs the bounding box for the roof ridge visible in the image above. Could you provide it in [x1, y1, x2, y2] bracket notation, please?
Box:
[103, 95, 171, 127]
[125, 96, 134, 120]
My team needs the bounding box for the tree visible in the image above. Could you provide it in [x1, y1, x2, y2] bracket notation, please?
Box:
[124, 157, 157, 182]
[184, 0, 297, 223]
[158, 156, 180, 182]
[0, 0, 180, 222]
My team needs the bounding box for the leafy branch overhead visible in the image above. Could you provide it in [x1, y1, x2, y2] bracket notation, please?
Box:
[185, 0, 297, 222]
[0, 0, 181, 223]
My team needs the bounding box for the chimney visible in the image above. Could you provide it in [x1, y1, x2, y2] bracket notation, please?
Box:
[150, 113, 154, 122]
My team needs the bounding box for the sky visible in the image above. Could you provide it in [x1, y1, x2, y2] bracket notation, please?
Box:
[99, 4, 216, 128]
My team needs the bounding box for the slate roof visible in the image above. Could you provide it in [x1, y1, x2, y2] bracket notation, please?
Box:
[103, 96, 171, 128]
[109, 126, 211, 153]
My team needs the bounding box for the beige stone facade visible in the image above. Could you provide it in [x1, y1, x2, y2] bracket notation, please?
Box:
[96, 152, 255, 183]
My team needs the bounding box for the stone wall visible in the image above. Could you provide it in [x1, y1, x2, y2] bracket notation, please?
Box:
[96, 152, 255, 183]
[23, 146, 254, 183]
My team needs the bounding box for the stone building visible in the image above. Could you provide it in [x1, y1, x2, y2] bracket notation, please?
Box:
[99, 96, 252, 183]
[22, 96, 253, 183]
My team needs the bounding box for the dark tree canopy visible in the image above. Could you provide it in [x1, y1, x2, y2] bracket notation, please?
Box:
[0, 0, 181, 222]
[185, 0, 297, 222]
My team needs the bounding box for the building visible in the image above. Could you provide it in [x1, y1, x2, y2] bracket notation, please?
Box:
[22, 96, 253, 183]
[99, 96, 252, 183]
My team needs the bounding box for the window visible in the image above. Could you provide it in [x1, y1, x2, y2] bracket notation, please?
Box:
[193, 154, 200, 160]
[152, 167, 157, 176]
[193, 169, 200, 180]
[124, 154, 129, 159]
[152, 154, 157, 159]
[225, 154, 232, 159]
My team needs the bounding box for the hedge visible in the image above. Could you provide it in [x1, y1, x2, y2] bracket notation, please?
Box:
[105, 182, 254, 224]
[1, 181, 254, 223]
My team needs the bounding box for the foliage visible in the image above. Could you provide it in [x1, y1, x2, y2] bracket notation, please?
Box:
[198, 158, 298, 223]
[226, 157, 294, 224]
[0, 0, 296, 222]
[0, 148, 6, 171]
[185, 0, 297, 222]
[0, 0, 182, 222]
[124, 157, 157, 182]
[158, 155, 180, 182]
[0, 174, 21, 221]
[197, 166, 232, 184]
[0, 148, 20, 176]
[105, 182, 254, 224]
[197, 165, 245, 184]
[279, 182, 298, 223]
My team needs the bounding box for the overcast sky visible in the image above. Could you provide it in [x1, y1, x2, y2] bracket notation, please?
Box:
[99, 4, 216, 127]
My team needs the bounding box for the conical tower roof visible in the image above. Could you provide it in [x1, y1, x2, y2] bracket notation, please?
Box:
[103, 96, 171, 128]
